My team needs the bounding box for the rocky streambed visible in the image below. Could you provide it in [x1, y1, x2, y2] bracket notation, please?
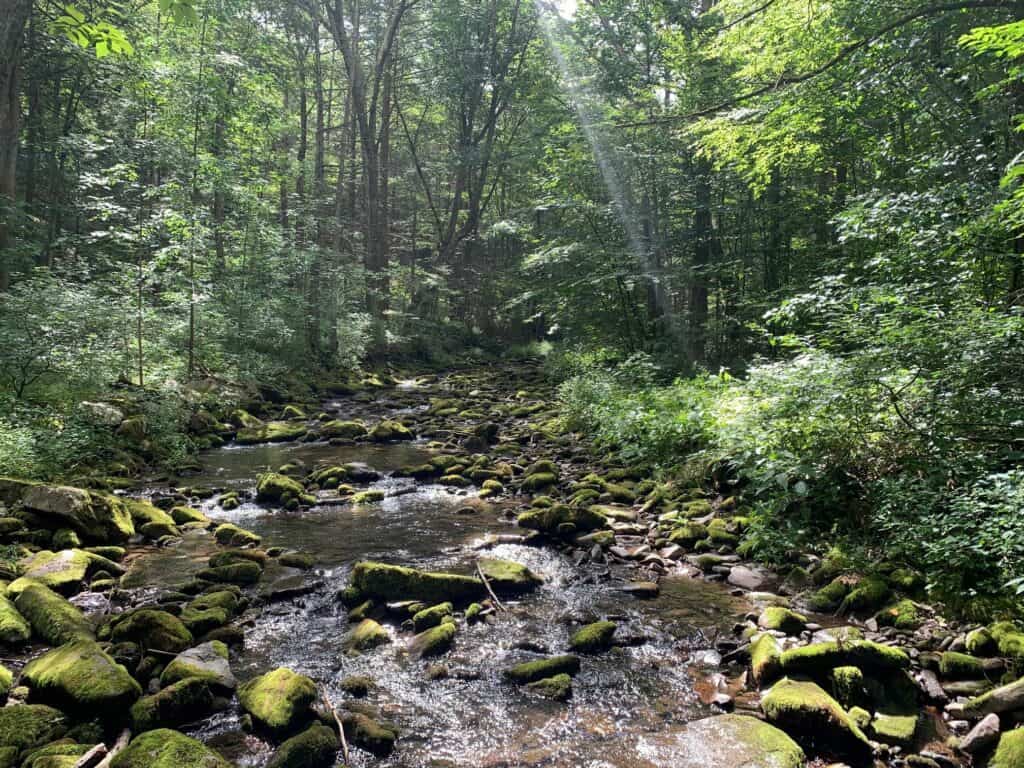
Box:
[0, 364, 1021, 768]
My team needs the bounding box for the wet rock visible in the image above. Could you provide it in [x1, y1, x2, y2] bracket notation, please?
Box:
[110, 609, 193, 654]
[161, 641, 236, 691]
[14, 549, 124, 596]
[761, 678, 873, 765]
[409, 620, 457, 658]
[527, 673, 572, 701]
[342, 711, 397, 757]
[368, 420, 413, 442]
[939, 650, 997, 680]
[0, 704, 68, 754]
[236, 421, 307, 445]
[477, 558, 543, 594]
[256, 473, 304, 503]
[14, 582, 93, 645]
[757, 607, 807, 636]
[238, 667, 317, 735]
[279, 551, 315, 570]
[641, 714, 804, 768]
[505, 655, 580, 684]
[958, 712, 1000, 755]
[268, 724, 339, 768]
[197, 561, 262, 585]
[569, 621, 616, 653]
[343, 619, 391, 653]
[213, 523, 261, 547]
[341, 676, 373, 697]
[0, 594, 30, 645]
[957, 675, 1024, 718]
[412, 603, 453, 632]
[22, 485, 134, 543]
[619, 581, 659, 599]
[750, 633, 782, 685]
[350, 561, 484, 604]
[778, 640, 909, 676]
[110, 728, 231, 767]
[870, 710, 918, 749]
[727, 566, 767, 591]
[170, 505, 210, 525]
[319, 420, 367, 440]
[131, 677, 215, 731]
[22, 640, 142, 717]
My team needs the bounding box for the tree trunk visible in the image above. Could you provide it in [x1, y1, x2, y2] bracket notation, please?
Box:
[0, 0, 33, 291]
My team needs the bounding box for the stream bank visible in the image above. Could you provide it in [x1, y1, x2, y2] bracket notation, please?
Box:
[0, 363, 1020, 767]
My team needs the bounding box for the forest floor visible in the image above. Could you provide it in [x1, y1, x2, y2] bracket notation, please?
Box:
[0, 363, 1017, 767]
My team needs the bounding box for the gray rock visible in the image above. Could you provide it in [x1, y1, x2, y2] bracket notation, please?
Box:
[727, 566, 766, 591]
[958, 713, 1000, 755]
[637, 714, 803, 768]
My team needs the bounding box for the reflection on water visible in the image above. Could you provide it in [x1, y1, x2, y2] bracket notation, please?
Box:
[127, 434, 751, 767]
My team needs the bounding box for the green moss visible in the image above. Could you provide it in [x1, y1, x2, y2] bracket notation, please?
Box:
[236, 421, 307, 445]
[170, 506, 209, 525]
[668, 523, 708, 546]
[805, 577, 852, 612]
[238, 667, 317, 735]
[991, 621, 1024, 658]
[961, 675, 1024, 718]
[0, 594, 30, 645]
[758, 607, 807, 635]
[343, 619, 390, 653]
[750, 633, 782, 685]
[351, 561, 484, 604]
[516, 505, 606, 536]
[965, 627, 997, 656]
[110, 609, 193, 653]
[505, 654, 580, 685]
[22, 641, 142, 716]
[342, 712, 397, 757]
[0, 704, 67, 753]
[256, 473, 304, 502]
[569, 621, 616, 653]
[14, 548, 124, 596]
[412, 603, 453, 633]
[267, 724, 339, 768]
[197, 561, 262, 585]
[779, 640, 909, 677]
[21, 741, 92, 768]
[991, 728, 1024, 768]
[465, 603, 484, 623]
[368, 420, 413, 442]
[320, 420, 367, 440]
[351, 490, 385, 504]
[830, 666, 866, 708]
[279, 551, 315, 570]
[208, 549, 267, 569]
[21, 486, 134, 543]
[939, 651, 987, 680]
[760, 678, 873, 765]
[875, 599, 920, 630]
[110, 729, 231, 768]
[837, 577, 890, 615]
[14, 583, 93, 645]
[213, 523, 261, 547]
[870, 711, 918, 749]
[478, 558, 542, 594]
[179, 605, 229, 636]
[126, 499, 178, 530]
[887, 568, 924, 592]
[408, 621, 456, 658]
[131, 678, 214, 732]
[521, 472, 557, 491]
[526, 673, 572, 701]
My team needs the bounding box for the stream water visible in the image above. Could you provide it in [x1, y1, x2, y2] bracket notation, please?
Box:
[122, 373, 753, 768]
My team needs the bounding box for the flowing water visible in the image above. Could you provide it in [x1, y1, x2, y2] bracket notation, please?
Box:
[122, 375, 753, 768]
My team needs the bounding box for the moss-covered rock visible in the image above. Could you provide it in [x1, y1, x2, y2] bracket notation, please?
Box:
[875, 599, 920, 630]
[350, 490, 384, 504]
[758, 607, 807, 635]
[960, 675, 1024, 718]
[110, 609, 193, 653]
[236, 422, 307, 445]
[22, 641, 141, 716]
[939, 651, 987, 680]
[750, 633, 782, 685]
[805, 577, 852, 612]
[342, 712, 397, 757]
[516, 504, 606, 536]
[350, 561, 484, 604]
[256, 473, 304, 503]
[15, 549, 124, 596]
[14, 583, 93, 645]
[521, 473, 557, 492]
[21, 485, 134, 543]
[668, 523, 708, 546]
[197, 561, 262, 585]
[664, 715, 805, 768]
[965, 627, 998, 656]
[125, 499, 178, 532]
[170, 506, 209, 525]
[477, 558, 542, 594]
[160, 641, 236, 691]
[837, 577, 890, 615]
[131, 677, 214, 732]
[213, 523, 261, 547]
[368, 420, 413, 442]
[110, 729, 231, 768]
[0, 595, 30, 645]
[267, 724, 339, 768]
[830, 666, 866, 709]
[343, 619, 390, 653]
[760, 678, 873, 765]
[0, 705, 67, 754]
[869, 711, 918, 749]
[179, 605, 229, 637]
[505, 655, 580, 685]
[279, 552, 315, 570]
[320, 420, 367, 440]
[526, 673, 572, 701]
[408, 621, 456, 658]
[990, 728, 1024, 768]
[569, 621, 616, 653]
[990, 621, 1024, 659]
[778, 640, 909, 677]
[411, 603, 453, 633]
[238, 667, 317, 735]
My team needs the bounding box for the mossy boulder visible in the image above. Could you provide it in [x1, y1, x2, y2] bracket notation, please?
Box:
[256, 473, 304, 503]
[875, 599, 920, 630]
[179, 605, 229, 636]
[778, 640, 909, 677]
[368, 420, 413, 442]
[110, 729, 231, 768]
[477, 558, 543, 594]
[758, 607, 807, 635]
[22, 641, 142, 716]
[320, 420, 367, 440]
[991, 728, 1024, 768]
[170, 506, 209, 525]
[343, 619, 390, 653]
[516, 504, 606, 536]
[0, 595, 30, 646]
[238, 667, 317, 735]
[267, 724, 339, 768]
[411, 603, 453, 633]
[213, 523, 261, 547]
[830, 666, 866, 709]
[965, 627, 998, 656]
[960, 675, 1024, 718]
[236, 422, 307, 445]
[21, 485, 134, 543]
[837, 577, 890, 615]
[131, 677, 215, 732]
[110, 609, 193, 653]
[351, 490, 384, 504]
[668, 523, 708, 546]
[521, 473, 557, 492]
[666, 715, 805, 768]
[0, 705, 67, 754]
[527, 673, 572, 701]
[750, 633, 783, 685]
[805, 576, 852, 612]
[408, 621, 456, 658]
[342, 712, 397, 757]
[991, 621, 1024, 659]
[939, 651, 988, 680]
[160, 641, 236, 691]
[197, 561, 262, 585]
[14, 583, 93, 645]
[126, 499, 178, 531]
[15, 549, 124, 596]
[505, 654, 580, 685]
[569, 621, 616, 654]
[350, 561, 484, 604]
[869, 711, 918, 749]
[761, 678, 873, 765]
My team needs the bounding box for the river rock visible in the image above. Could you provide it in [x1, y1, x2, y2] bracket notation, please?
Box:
[22, 640, 142, 717]
[14, 582, 93, 645]
[477, 558, 542, 594]
[344, 619, 391, 653]
[0, 704, 68, 754]
[350, 561, 484, 604]
[990, 728, 1024, 768]
[639, 714, 804, 768]
[131, 677, 215, 731]
[958, 713, 1000, 755]
[570, 621, 617, 653]
[238, 667, 317, 735]
[409, 620, 457, 658]
[161, 641, 237, 691]
[619, 581, 659, 598]
[958, 675, 1024, 719]
[0, 594, 30, 645]
[21, 484, 134, 543]
[13, 548, 124, 595]
[236, 421, 307, 445]
[505, 654, 580, 684]
[110, 609, 193, 653]
[728, 566, 767, 591]
[268, 724, 340, 768]
[110, 728, 231, 768]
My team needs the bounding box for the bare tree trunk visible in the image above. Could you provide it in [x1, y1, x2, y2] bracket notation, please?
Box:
[0, 0, 33, 291]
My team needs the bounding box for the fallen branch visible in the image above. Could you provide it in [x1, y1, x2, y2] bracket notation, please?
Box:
[92, 729, 130, 768]
[475, 561, 506, 612]
[320, 687, 350, 766]
[72, 744, 107, 768]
